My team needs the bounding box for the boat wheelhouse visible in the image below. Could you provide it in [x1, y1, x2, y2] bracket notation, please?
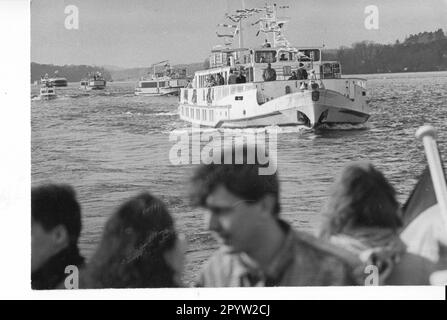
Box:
[135, 61, 189, 96]
[179, 4, 369, 128]
[80, 79, 89, 87]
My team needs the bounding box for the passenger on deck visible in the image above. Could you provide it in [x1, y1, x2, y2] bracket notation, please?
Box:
[32, 184, 85, 289]
[262, 63, 276, 81]
[309, 70, 319, 89]
[191, 144, 364, 287]
[319, 162, 435, 285]
[228, 69, 238, 85]
[262, 39, 271, 48]
[288, 71, 298, 80]
[297, 63, 308, 80]
[80, 192, 185, 288]
[206, 75, 217, 87]
[216, 73, 225, 86]
[235, 71, 246, 84]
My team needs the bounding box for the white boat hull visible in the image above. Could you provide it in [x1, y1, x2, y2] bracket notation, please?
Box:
[179, 81, 369, 129]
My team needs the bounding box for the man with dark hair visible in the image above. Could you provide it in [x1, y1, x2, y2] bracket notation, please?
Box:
[228, 69, 238, 85]
[191, 144, 363, 287]
[31, 184, 85, 289]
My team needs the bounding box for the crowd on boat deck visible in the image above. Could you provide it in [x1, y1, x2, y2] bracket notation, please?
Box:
[31, 144, 447, 289]
[202, 61, 313, 89]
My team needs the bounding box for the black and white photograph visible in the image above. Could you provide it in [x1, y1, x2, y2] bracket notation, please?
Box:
[1, 0, 447, 300]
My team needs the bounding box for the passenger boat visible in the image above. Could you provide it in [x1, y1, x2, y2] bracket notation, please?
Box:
[178, 4, 370, 128]
[86, 72, 106, 90]
[135, 61, 189, 96]
[39, 84, 57, 100]
[39, 74, 68, 87]
[49, 77, 68, 87]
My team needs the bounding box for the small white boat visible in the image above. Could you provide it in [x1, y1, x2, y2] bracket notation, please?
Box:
[178, 4, 370, 129]
[39, 85, 56, 100]
[82, 72, 106, 90]
[135, 61, 189, 96]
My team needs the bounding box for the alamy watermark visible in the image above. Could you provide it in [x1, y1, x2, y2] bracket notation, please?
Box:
[168, 124, 278, 175]
[64, 265, 79, 289]
[64, 5, 79, 30]
[364, 5, 379, 30]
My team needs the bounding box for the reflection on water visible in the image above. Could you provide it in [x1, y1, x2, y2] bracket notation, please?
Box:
[32, 72, 447, 284]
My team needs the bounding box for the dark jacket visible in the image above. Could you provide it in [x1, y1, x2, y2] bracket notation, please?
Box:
[263, 67, 277, 81]
[297, 68, 308, 80]
[236, 75, 246, 84]
[32, 245, 85, 290]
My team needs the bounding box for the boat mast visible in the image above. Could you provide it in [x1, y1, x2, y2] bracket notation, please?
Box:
[238, 0, 245, 49]
[272, 4, 277, 47]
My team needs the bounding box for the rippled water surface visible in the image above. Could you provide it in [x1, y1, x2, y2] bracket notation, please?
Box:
[31, 72, 447, 284]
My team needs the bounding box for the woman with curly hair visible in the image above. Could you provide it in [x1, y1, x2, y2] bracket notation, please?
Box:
[319, 162, 434, 285]
[81, 192, 185, 288]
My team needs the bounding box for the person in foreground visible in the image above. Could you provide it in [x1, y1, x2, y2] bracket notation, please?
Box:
[80, 192, 185, 288]
[31, 184, 85, 289]
[191, 144, 363, 287]
[319, 162, 435, 285]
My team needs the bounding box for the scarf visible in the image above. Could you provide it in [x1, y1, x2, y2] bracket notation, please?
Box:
[329, 228, 406, 285]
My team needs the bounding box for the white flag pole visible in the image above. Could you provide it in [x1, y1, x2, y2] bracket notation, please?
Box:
[415, 125, 447, 229]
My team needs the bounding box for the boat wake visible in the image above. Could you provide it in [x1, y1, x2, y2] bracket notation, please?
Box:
[170, 124, 312, 137]
[152, 112, 178, 117]
[316, 123, 370, 131]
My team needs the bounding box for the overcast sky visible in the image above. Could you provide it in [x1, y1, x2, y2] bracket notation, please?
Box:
[31, 0, 447, 68]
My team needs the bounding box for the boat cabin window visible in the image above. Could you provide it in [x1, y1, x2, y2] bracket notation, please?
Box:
[297, 49, 321, 62]
[140, 82, 158, 88]
[255, 50, 277, 63]
[321, 62, 341, 79]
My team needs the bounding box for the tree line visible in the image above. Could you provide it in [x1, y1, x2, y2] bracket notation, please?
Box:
[324, 29, 447, 74]
[31, 63, 112, 83]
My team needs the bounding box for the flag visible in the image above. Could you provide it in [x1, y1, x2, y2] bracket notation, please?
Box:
[401, 166, 438, 228]
[400, 155, 447, 263]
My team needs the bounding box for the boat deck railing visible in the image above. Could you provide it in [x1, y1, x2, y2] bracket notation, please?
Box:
[181, 83, 256, 106]
[180, 77, 366, 106]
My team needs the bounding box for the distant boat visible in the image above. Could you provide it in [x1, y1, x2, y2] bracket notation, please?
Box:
[49, 77, 68, 87]
[82, 72, 106, 90]
[39, 83, 57, 100]
[135, 61, 189, 96]
[39, 75, 67, 87]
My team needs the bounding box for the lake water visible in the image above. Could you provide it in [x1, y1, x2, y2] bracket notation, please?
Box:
[31, 71, 447, 284]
